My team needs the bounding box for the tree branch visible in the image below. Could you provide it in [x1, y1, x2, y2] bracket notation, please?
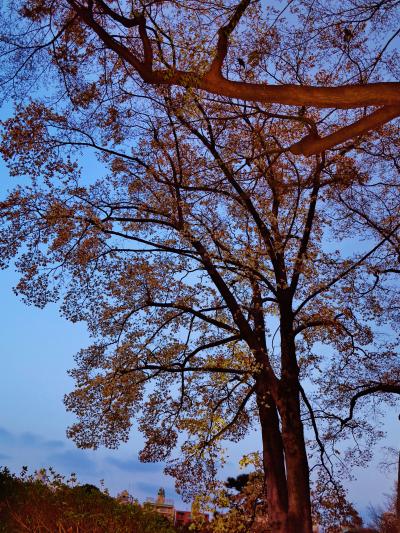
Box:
[295, 220, 400, 316]
[129, 364, 248, 375]
[66, 1, 400, 152]
[207, 0, 252, 77]
[290, 106, 400, 156]
[290, 162, 322, 293]
[181, 334, 242, 366]
[94, 0, 143, 28]
[202, 384, 256, 447]
[147, 300, 238, 333]
[340, 383, 400, 428]
[66, 2, 400, 109]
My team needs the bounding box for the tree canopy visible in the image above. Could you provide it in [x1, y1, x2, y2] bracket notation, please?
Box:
[0, 2, 399, 532]
[1, 1, 400, 155]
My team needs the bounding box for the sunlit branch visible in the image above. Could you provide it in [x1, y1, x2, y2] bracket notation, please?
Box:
[65, 0, 400, 154]
[290, 106, 400, 156]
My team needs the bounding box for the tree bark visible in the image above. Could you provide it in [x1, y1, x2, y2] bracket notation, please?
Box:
[256, 378, 288, 532]
[280, 389, 312, 533]
[278, 298, 313, 533]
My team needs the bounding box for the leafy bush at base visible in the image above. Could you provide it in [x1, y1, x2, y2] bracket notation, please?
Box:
[0, 467, 177, 533]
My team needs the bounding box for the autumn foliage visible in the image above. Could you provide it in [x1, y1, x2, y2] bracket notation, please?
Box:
[0, 2, 399, 533]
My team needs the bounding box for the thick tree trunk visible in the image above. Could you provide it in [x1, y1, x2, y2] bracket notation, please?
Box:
[280, 390, 313, 533]
[252, 290, 313, 532]
[256, 378, 288, 532]
[257, 372, 312, 533]
[278, 297, 313, 533]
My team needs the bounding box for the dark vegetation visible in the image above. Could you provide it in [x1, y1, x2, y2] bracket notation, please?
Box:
[0, 467, 177, 533]
[0, 466, 397, 532]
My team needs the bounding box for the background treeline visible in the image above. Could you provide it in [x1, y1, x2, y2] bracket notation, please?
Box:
[0, 467, 177, 533]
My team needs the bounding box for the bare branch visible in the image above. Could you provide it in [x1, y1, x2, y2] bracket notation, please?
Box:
[202, 384, 256, 447]
[340, 383, 400, 428]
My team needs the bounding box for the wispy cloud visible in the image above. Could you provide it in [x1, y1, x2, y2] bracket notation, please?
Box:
[48, 449, 98, 475]
[0, 427, 14, 444]
[0, 427, 66, 450]
[0, 426, 178, 503]
[45, 440, 65, 449]
[106, 456, 163, 473]
[0, 427, 67, 450]
[20, 432, 42, 446]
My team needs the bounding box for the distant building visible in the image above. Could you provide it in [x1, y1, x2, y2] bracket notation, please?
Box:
[116, 489, 134, 505]
[175, 502, 210, 527]
[174, 509, 193, 527]
[146, 487, 175, 522]
[146, 487, 209, 527]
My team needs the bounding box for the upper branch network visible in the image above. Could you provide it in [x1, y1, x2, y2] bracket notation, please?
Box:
[65, 0, 400, 156]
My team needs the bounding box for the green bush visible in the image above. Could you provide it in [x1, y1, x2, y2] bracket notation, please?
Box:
[0, 467, 177, 533]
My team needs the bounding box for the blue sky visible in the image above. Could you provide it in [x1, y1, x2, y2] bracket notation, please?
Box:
[0, 263, 175, 502]
[0, 144, 178, 503]
[0, 251, 261, 508]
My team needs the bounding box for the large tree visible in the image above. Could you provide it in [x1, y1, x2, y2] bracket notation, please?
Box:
[0, 2, 399, 532]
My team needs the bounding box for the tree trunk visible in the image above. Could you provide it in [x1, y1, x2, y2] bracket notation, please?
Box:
[256, 378, 288, 532]
[253, 292, 313, 532]
[278, 297, 313, 533]
[280, 389, 313, 533]
[257, 372, 312, 533]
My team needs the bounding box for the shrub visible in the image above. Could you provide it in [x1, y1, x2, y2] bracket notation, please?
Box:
[0, 467, 177, 533]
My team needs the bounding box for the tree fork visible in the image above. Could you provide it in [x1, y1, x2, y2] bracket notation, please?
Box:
[66, 0, 400, 154]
